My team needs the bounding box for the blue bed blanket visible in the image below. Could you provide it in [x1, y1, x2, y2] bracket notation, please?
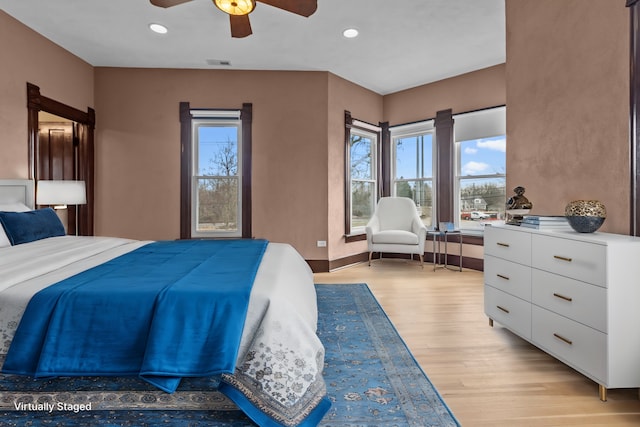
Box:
[2, 239, 268, 393]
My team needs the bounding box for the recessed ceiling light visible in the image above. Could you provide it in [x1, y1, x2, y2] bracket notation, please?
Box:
[343, 28, 359, 38]
[149, 23, 168, 34]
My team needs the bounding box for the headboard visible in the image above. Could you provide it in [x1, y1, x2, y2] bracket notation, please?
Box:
[0, 180, 35, 209]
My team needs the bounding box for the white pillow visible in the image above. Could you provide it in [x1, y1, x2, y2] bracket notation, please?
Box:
[0, 202, 31, 247]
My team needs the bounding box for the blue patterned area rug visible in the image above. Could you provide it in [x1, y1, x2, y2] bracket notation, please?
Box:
[0, 283, 459, 427]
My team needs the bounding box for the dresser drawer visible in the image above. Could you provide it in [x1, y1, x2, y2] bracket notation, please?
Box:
[532, 306, 606, 383]
[531, 234, 606, 287]
[484, 285, 531, 340]
[484, 226, 531, 265]
[485, 255, 531, 301]
[532, 269, 606, 333]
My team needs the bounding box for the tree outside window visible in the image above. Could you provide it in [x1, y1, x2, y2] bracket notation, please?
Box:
[391, 127, 435, 228]
[193, 122, 242, 237]
[349, 130, 377, 232]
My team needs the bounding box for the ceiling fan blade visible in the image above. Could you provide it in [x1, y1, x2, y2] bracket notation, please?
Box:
[257, 0, 317, 17]
[230, 15, 253, 38]
[149, 0, 193, 8]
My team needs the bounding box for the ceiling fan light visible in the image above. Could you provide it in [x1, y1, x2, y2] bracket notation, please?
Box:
[213, 0, 255, 16]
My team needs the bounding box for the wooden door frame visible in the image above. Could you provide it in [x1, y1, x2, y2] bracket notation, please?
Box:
[27, 82, 96, 235]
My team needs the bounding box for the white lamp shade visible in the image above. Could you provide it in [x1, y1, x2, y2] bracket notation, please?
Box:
[37, 180, 87, 206]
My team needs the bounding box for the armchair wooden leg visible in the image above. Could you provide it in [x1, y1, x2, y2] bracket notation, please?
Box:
[419, 254, 424, 268]
[368, 252, 373, 266]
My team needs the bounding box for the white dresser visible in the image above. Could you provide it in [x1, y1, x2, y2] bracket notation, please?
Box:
[484, 224, 640, 400]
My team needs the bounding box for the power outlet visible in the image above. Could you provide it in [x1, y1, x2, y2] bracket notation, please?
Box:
[317, 240, 327, 247]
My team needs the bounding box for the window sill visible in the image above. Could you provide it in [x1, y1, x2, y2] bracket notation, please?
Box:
[345, 231, 483, 245]
[451, 232, 483, 245]
[344, 233, 366, 243]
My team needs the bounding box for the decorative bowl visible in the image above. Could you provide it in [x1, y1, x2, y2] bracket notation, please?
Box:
[564, 200, 606, 233]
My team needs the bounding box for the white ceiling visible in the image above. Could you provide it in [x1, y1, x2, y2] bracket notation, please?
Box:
[0, 0, 505, 95]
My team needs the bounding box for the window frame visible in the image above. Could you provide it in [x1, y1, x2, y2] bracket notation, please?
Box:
[180, 102, 252, 239]
[389, 119, 436, 229]
[453, 106, 507, 232]
[344, 111, 381, 239]
[191, 115, 242, 238]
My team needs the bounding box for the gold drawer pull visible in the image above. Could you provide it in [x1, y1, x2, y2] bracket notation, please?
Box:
[497, 242, 510, 247]
[497, 274, 510, 280]
[497, 305, 510, 314]
[553, 333, 573, 345]
[553, 292, 573, 302]
[553, 255, 573, 262]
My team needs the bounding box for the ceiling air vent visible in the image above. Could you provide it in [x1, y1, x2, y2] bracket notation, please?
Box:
[206, 59, 232, 66]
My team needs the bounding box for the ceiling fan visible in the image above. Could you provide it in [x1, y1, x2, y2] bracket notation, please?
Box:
[150, 0, 318, 38]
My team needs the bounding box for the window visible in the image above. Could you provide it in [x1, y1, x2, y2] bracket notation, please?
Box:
[180, 103, 252, 239]
[192, 113, 242, 237]
[345, 112, 380, 236]
[390, 121, 435, 228]
[344, 106, 504, 241]
[454, 106, 506, 231]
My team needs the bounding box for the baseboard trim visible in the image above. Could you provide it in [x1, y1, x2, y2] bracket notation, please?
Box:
[307, 252, 484, 273]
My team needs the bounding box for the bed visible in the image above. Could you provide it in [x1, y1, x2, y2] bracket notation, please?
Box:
[0, 180, 330, 426]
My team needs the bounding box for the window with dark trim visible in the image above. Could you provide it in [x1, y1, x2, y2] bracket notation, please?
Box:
[344, 111, 381, 239]
[454, 106, 506, 231]
[389, 119, 436, 228]
[345, 106, 505, 242]
[384, 109, 455, 229]
[180, 102, 252, 239]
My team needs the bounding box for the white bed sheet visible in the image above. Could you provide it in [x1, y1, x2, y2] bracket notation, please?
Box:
[0, 236, 151, 355]
[0, 236, 326, 425]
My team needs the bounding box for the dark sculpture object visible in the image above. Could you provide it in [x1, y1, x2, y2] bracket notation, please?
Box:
[506, 186, 533, 210]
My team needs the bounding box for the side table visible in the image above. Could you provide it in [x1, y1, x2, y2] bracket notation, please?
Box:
[427, 230, 462, 271]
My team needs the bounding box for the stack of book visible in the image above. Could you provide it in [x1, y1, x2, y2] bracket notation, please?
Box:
[520, 215, 572, 231]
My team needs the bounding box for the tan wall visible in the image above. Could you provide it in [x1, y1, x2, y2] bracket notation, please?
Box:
[94, 68, 330, 258]
[327, 74, 384, 261]
[506, 0, 630, 233]
[383, 64, 506, 123]
[0, 11, 94, 178]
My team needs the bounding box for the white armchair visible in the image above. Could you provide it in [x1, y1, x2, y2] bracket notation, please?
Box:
[365, 197, 428, 267]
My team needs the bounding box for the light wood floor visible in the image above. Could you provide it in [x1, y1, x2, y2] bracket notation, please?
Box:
[314, 259, 640, 426]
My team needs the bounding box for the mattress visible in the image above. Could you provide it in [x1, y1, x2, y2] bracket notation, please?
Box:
[0, 235, 329, 426]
